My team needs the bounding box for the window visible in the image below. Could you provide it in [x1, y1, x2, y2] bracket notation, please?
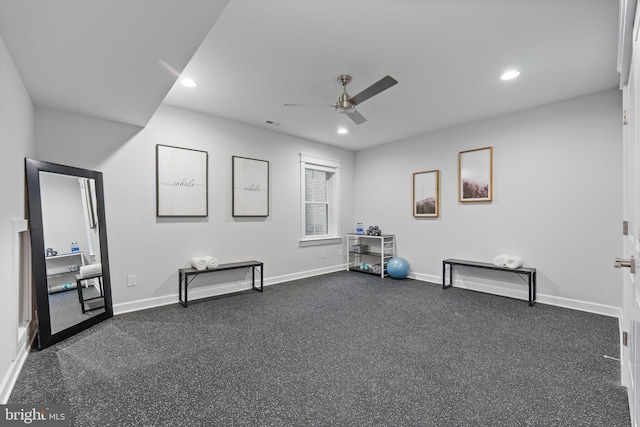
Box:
[300, 154, 341, 244]
[305, 168, 332, 236]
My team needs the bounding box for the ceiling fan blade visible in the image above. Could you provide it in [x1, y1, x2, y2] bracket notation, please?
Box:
[284, 103, 333, 107]
[346, 109, 367, 125]
[350, 75, 398, 106]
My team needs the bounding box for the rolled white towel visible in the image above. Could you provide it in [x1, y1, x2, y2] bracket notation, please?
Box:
[203, 256, 219, 269]
[506, 256, 523, 269]
[190, 257, 207, 271]
[80, 263, 102, 278]
[493, 254, 509, 267]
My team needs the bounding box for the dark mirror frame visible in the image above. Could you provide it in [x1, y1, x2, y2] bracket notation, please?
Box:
[25, 158, 113, 350]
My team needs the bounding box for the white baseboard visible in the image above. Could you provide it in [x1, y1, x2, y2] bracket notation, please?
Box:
[114, 265, 620, 319]
[536, 293, 621, 318]
[113, 294, 178, 315]
[266, 264, 346, 286]
[409, 274, 621, 318]
[409, 272, 440, 283]
[113, 264, 347, 315]
[0, 325, 33, 404]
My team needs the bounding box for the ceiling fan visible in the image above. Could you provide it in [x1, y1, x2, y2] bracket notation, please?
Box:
[284, 74, 398, 125]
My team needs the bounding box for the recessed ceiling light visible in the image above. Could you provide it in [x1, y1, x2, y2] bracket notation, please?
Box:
[337, 128, 348, 134]
[180, 78, 198, 88]
[500, 70, 520, 81]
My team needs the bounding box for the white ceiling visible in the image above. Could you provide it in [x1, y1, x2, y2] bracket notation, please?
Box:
[0, 0, 230, 127]
[0, 0, 620, 151]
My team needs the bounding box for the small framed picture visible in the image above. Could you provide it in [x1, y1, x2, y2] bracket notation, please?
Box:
[232, 156, 269, 217]
[459, 146, 493, 203]
[413, 170, 439, 218]
[156, 144, 208, 217]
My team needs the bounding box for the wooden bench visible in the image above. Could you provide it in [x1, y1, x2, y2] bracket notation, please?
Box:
[178, 260, 263, 307]
[442, 258, 536, 306]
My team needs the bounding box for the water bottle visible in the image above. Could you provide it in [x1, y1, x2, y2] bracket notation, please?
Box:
[356, 222, 364, 235]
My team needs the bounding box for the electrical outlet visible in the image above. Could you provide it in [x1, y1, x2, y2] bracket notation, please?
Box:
[127, 275, 136, 287]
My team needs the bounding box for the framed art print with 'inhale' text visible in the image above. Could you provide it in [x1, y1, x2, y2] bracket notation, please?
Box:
[413, 169, 439, 218]
[459, 146, 493, 203]
[232, 156, 269, 217]
[156, 144, 208, 217]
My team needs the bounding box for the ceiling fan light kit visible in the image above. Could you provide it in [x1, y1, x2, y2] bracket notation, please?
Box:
[285, 74, 398, 125]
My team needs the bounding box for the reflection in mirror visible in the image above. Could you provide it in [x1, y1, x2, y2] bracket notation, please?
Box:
[40, 172, 105, 334]
[26, 159, 112, 350]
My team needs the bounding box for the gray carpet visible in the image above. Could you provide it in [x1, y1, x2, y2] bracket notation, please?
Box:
[49, 287, 105, 334]
[9, 272, 630, 426]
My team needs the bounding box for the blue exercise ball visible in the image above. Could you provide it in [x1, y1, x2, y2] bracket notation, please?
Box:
[387, 257, 410, 279]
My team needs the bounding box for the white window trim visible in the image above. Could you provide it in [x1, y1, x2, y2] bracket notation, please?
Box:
[300, 154, 342, 245]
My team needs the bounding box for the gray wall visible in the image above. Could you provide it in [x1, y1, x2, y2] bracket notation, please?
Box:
[0, 33, 34, 401]
[35, 104, 355, 313]
[355, 89, 622, 315]
[40, 173, 89, 260]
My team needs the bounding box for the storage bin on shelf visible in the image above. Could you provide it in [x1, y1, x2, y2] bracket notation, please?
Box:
[350, 244, 368, 254]
[369, 263, 382, 275]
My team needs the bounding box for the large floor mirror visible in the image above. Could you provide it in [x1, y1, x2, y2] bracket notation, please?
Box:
[25, 159, 113, 350]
